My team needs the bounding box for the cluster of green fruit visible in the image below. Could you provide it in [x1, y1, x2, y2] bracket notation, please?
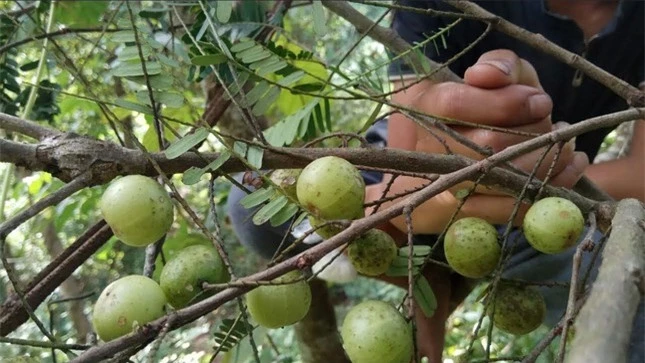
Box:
[272, 156, 398, 276]
[443, 196, 584, 335]
[93, 175, 229, 341]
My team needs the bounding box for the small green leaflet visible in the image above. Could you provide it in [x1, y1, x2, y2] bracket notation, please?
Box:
[216, 1, 233, 23]
[230, 39, 256, 53]
[111, 31, 136, 43]
[191, 54, 227, 66]
[213, 315, 250, 355]
[114, 98, 153, 114]
[181, 151, 231, 185]
[252, 86, 280, 116]
[312, 1, 327, 36]
[246, 145, 264, 169]
[390, 255, 426, 267]
[253, 195, 289, 225]
[136, 90, 184, 108]
[112, 62, 162, 77]
[233, 141, 248, 156]
[398, 245, 432, 257]
[240, 188, 274, 209]
[278, 71, 305, 86]
[164, 128, 209, 159]
[182, 167, 204, 185]
[269, 203, 299, 227]
[386, 265, 420, 277]
[413, 276, 437, 317]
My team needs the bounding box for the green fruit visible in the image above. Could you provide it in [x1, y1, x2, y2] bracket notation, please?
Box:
[444, 217, 501, 278]
[523, 197, 584, 254]
[341, 300, 413, 363]
[100, 175, 174, 247]
[308, 215, 345, 239]
[159, 245, 230, 308]
[152, 234, 212, 281]
[296, 156, 365, 220]
[490, 283, 546, 335]
[92, 275, 167, 341]
[270, 169, 301, 200]
[347, 229, 397, 276]
[246, 271, 312, 328]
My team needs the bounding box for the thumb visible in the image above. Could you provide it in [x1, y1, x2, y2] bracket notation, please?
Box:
[464, 49, 542, 89]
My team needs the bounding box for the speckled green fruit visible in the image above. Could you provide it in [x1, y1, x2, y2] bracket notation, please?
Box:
[296, 156, 365, 221]
[308, 215, 345, 239]
[92, 275, 167, 341]
[523, 197, 584, 254]
[99, 175, 174, 247]
[341, 300, 413, 363]
[347, 229, 397, 276]
[159, 245, 230, 308]
[491, 283, 546, 335]
[246, 271, 311, 329]
[444, 217, 501, 278]
[270, 169, 301, 200]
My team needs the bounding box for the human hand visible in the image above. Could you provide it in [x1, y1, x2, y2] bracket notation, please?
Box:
[382, 50, 589, 233]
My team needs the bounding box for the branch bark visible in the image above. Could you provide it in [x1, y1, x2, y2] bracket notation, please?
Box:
[567, 199, 645, 363]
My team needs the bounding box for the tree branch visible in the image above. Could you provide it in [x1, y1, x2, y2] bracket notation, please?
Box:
[567, 199, 645, 363]
[70, 106, 641, 362]
[0, 111, 60, 140]
[321, 0, 461, 83]
[446, 0, 645, 107]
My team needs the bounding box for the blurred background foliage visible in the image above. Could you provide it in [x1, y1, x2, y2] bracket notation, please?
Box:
[0, 1, 597, 362]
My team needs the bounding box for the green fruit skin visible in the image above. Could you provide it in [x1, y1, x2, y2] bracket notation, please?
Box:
[308, 215, 345, 239]
[492, 283, 546, 335]
[100, 175, 174, 247]
[341, 300, 413, 363]
[159, 245, 230, 308]
[347, 229, 398, 276]
[523, 197, 584, 254]
[270, 169, 301, 200]
[296, 156, 365, 221]
[152, 234, 212, 281]
[444, 217, 501, 278]
[92, 275, 167, 341]
[246, 271, 312, 329]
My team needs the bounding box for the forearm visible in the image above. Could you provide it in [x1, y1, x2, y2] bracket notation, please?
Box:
[585, 156, 644, 202]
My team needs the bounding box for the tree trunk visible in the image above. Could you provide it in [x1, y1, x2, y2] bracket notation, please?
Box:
[294, 278, 350, 363]
[43, 220, 92, 342]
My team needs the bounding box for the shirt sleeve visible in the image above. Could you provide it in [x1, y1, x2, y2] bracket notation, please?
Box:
[387, 0, 487, 81]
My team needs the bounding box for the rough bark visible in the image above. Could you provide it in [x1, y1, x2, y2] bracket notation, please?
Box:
[567, 199, 645, 363]
[42, 220, 93, 343]
[294, 279, 350, 363]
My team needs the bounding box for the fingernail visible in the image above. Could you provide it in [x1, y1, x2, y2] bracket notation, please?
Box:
[528, 94, 552, 119]
[478, 60, 512, 75]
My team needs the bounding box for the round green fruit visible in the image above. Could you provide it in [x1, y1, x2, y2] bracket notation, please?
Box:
[100, 175, 174, 247]
[308, 215, 345, 239]
[444, 217, 501, 278]
[246, 271, 312, 329]
[523, 197, 584, 254]
[296, 156, 365, 221]
[270, 169, 301, 200]
[491, 283, 546, 335]
[160, 245, 230, 308]
[347, 229, 397, 276]
[92, 275, 167, 341]
[341, 300, 413, 363]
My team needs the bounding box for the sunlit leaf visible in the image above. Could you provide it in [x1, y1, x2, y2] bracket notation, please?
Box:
[312, 1, 327, 36]
[112, 62, 162, 77]
[164, 128, 209, 159]
[182, 167, 205, 185]
[240, 188, 275, 209]
[216, 1, 233, 23]
[246, 146, 264, 169]
[253, 195, 289, 225]
[270, 202, 299, 227]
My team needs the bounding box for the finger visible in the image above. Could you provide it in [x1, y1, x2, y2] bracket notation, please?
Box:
[464, 49, 542, 89]
[459, 194, 530, 226]
[417, 82, 552, 127]
[546, 152, 589, 188]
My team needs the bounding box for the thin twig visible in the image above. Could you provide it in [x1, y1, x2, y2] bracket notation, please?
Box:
[0, 336, 90, 350]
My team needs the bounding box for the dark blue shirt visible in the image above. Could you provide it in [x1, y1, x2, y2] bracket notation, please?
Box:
[385, 0, 644, 161]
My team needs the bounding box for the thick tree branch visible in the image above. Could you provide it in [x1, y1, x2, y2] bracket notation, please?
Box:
[71, 106, 640, 362]
[567, 199, 645, 363]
